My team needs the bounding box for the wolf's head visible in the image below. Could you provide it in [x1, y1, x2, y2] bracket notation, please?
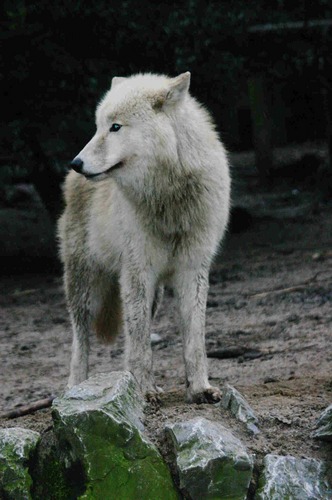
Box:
[70, 72, 191, 183]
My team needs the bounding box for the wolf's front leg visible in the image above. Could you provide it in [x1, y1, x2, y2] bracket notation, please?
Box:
[175, 265, 221, 403]
[120, 265, 157, 396]
[68, 316, 90, 388]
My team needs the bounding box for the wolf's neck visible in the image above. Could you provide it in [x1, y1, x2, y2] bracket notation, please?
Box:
[125, 161, 208, 238]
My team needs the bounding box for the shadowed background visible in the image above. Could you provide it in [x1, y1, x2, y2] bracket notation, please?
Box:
[1, 0, 331, 270]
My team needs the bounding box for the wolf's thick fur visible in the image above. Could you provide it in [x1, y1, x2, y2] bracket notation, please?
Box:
[58, 72, 230, 403]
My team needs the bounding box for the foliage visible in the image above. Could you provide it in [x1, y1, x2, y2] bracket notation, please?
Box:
[1, 0, 331, 193]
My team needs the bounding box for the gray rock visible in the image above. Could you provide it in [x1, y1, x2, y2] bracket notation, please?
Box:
[222, 384, 260, 435]
[256, 454, 332, 500]
[151, 332, 163, 345]
[312, 404, 332, 441]
[0, 208, 55, 260]
[166, 417, 253, 499]
[0, 427, 40, 500]
[52, 371, 177, 499]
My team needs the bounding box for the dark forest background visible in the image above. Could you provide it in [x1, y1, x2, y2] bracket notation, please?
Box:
[1, 0, 332, 269]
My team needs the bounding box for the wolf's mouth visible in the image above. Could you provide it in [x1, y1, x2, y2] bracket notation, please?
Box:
[84, 161, 123, 179]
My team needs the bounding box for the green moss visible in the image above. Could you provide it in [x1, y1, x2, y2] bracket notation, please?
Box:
[52, 373, 178, 499]
[30, 430, 85, 500]
[56, 411, 178, 499]
[0, 428, 40, 500]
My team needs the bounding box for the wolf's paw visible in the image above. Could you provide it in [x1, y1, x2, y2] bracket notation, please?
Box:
[67, 371, 88, 390]
[187, 385, 221, 404]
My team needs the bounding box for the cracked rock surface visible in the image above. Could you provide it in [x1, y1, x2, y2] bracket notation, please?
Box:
[256, 454, 332, 500]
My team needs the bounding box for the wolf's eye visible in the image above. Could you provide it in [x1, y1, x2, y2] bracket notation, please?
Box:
[109, 123, 122, 132]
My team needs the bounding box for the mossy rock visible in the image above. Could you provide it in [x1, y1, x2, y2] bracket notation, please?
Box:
[31, 429, 85, 500]
[0, 427, 40, 500]
[166, 417, 253, 499]
[52, 371, 178, 499]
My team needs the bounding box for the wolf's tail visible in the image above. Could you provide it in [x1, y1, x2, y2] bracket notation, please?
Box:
[92, 284, 164, 342]
[92, 283, 123, 343]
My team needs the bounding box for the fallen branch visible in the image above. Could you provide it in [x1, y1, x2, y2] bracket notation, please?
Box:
[207, 346, 264, 360]
[207, 346, 247, 359]
[210, 272, 332, 298]
[208, 344, 319, 362]
[0, 395, 56, 420]
[11, 288, 38, 297]
[250, 272, 322, 299]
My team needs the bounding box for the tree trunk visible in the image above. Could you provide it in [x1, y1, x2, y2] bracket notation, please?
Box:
[248, 75, 273, 182]
[322, 84, 332, 173]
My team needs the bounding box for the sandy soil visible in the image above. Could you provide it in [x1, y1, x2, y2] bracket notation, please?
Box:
[1, 149, 331, 479]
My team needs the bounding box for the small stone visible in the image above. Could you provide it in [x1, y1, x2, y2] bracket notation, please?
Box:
[312, 403, 332, 441]
[151, 333, 163, 345]
[273, 414, 292, 426]
[264, 377, 278, 384]
[256, 454, 332, 499]
[52, 371, 177, 499]
[166, 417, 253, 499]
[222, 384, 260, 435]
[0, 427, 40, 500]
[312, 252, 323, 261]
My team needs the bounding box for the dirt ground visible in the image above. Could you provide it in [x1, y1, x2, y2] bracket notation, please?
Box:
[1, 145, 331, 479]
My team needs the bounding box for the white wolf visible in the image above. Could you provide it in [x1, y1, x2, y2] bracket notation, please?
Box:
[58, 72, 230, 403]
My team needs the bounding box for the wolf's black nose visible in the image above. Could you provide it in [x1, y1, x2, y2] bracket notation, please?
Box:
[70, 158, 84, 173]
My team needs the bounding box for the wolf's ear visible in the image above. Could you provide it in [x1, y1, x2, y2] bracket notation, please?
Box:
[153, 72, 191, 110]
[165, 72, 191, 106]
[111, 76, 126, 88]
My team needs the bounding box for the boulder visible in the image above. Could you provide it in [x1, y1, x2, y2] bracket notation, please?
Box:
[166, 417, 253, 499]
[0, 208, 54, 257]
[0, 427, 40, 500]
[256, 454, 332, 499]
[52, 371, 178, 499]
[312, 404, 332, 441]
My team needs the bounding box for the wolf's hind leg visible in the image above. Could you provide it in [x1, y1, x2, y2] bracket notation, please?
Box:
[68, 315, 90, 388]
[65, 261, 93, 388]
